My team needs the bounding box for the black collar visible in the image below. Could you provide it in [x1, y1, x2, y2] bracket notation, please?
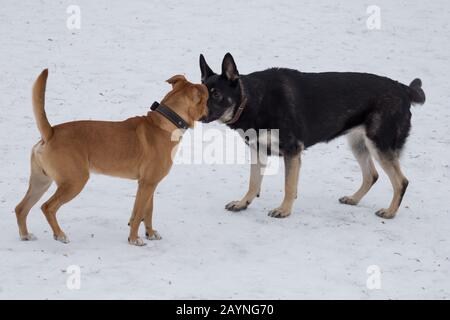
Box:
[150, 101, 189, 130]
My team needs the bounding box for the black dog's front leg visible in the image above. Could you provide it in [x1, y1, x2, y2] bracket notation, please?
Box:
[225, 150, 266, 211]
[268, 153, 301, 218]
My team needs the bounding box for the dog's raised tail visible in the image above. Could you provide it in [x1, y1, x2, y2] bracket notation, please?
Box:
[408, 78, 426, 105]
[32, 69, 53, 142]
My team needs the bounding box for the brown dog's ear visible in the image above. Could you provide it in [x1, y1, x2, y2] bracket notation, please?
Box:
[187, 85, 208, 123]
[166, 74, 187, 90]
[192, 84, 208, 104]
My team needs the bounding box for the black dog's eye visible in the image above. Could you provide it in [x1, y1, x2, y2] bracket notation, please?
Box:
[211, 90, 221, 99]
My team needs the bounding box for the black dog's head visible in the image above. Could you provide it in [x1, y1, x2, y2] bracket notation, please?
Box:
[199, 53, 242, 123]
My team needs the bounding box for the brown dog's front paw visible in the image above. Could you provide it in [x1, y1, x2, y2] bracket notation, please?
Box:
[20, 233, 37, 241]
[375, 208, 395, 219]
[225, 200, 250, 212]
[128, 237, 146, 246]
[145, 230, 162, 241]
[268, 207, 291, 218]
[54, 233, 70, 244]
[339, 196, 358, 206]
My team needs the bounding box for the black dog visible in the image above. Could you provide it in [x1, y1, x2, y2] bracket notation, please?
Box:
[199, 53, 425, 219]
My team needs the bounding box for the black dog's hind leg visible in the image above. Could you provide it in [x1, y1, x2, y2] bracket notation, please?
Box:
[339, 128, 379, 206]
[364, 96, 411, 219]
[371, 149, 409, 219]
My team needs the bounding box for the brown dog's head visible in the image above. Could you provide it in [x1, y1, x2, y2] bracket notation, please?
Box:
[160, 75, 208, 128]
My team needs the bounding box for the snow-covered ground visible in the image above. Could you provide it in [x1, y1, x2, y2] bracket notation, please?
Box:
[1, 0, 449, 299]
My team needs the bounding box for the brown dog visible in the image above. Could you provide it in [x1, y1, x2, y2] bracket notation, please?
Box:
[15, 69, 208, 246]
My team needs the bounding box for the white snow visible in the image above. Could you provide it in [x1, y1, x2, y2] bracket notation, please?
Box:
[0, 0, 449, 299]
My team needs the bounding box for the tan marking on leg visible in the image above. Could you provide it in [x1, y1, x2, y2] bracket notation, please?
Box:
[372, 152, 408, 219]
[225, 150, 266, 212]
[340, 130, 378, 205]
[268, 153, 301, 218]
[15, 156, 52, 240]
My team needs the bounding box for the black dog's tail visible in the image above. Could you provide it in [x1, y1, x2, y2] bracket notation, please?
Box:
[408, 78, 426, 105]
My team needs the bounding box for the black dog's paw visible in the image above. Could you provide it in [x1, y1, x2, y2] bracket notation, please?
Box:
[225, 200, 249, 212]
[375, 208, 395, 219]
[267, 207, 291, 218]
[339, 196, 358, 206]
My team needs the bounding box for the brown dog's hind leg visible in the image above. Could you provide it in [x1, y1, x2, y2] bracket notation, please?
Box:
[15, 154, 52, 240]
[268, 153, 301, 218]
[372, 151, 408, 219]
[41, 176, 88, 243]
[339, 130, 379, 206]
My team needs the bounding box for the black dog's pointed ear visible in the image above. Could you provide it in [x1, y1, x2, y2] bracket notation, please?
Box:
[199, 54, 214, 83]
[221, 53, 239, 82]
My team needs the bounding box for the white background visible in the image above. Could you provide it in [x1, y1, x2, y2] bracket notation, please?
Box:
[0, 0, 449, 299]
